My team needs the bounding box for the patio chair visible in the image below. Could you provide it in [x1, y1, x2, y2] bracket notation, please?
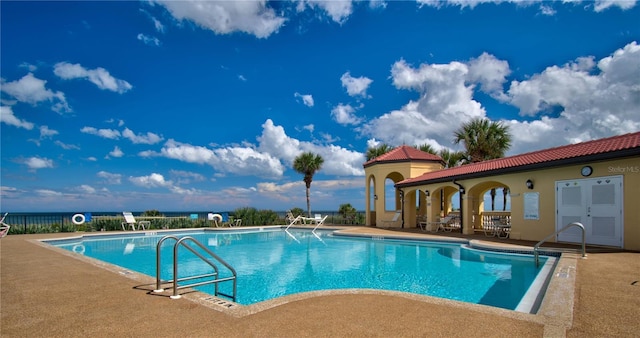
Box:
[121, 212, 150, 231]
[380, 210, 402, 227]
[311, 214, 328, 231]
[493, 218, 511, 239]
[483, 222, 497, 237]
[421, 216, 453, 232]
[285, 210, 300, 224]
[0, 213, 10, 238]
[441, 216, 461, 232]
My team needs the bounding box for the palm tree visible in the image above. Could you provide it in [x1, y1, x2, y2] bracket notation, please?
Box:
[338, 203, 357, 223]
[366, 143, 393, 161]
[454, 118, 512, 209]
[453, 117, 511, 163]
[502, 188, 510, 211]
[438, 149, 466, 168]
[293, 152, 324, 217]
[415, 143, 437, 155]
[490, 188, 496, 210]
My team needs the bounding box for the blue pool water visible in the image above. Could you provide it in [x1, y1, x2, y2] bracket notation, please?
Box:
[47, 228, 552, 311]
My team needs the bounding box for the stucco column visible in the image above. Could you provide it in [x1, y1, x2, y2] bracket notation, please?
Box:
[462, 194, 475, 235]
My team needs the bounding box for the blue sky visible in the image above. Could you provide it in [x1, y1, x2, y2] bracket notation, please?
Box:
[1, 0, 639, 213]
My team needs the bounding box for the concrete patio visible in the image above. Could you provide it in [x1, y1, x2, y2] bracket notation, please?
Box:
[1, 227, 638, 337]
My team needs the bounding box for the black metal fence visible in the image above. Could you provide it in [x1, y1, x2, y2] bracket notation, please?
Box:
[1, 211, 365, 235]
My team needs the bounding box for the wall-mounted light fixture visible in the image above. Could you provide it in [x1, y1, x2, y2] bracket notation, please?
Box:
[374, 194, 378, 200]
[526, 179, 534, 190]
[425, 190, 430, 197]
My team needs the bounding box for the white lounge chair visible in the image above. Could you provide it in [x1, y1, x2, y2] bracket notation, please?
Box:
[380, 210, 402, 227]
[311, 214, 328, 231]
[121, 212, 150, 231]
[224, 217, 242, 227]
[421, 216, 454, 232]
[0, 213, 10, 238]
[285, 210, 300, 225]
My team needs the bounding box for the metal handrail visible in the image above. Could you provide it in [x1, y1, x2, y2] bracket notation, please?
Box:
[154, 235, 237, 301]
[534, 222, 586, 267]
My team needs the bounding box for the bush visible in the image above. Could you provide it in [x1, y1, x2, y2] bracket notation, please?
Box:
[290, 207, 304, 217]
[233, 207, 279, 226]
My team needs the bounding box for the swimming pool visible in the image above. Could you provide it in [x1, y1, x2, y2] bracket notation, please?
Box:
[47, 228, 555, 312]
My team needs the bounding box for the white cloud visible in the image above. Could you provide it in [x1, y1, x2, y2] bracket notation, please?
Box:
[156, 138, 285, 179]
[137, 33, 161, 46]
[257, 181, 303, 193]
[593, 0, 637, 12]
[129, 173, 172, 188]
[140, 8, 165, 32]
[362, 42, 640, 156]
[108, 146, 124, 158]
[300, 0, 354, 24]
[129, 172, 197, 195]
[467, 52, 510, 100]
[122, 127, 163, 144]
[0, 106, 34, 130]
[19, 62, 37, 72]
[81, 126, 121, 139]
[76, 185, 97, 194]
[294, 92, 314, 107]
[24, 156, 54, 170]
[340, 72, 373, 97]
[54, 140, 80, 150]
[505, 41, 640, 154]
[362, 59, 485, 147]
[156, 139, 216, 164]
[539, 4, 556, 16]
[213, 146, 285, 179]
[54, 62, 133, 93]
[144, 118, 365, 182]
[257, 119, 302, 163]
[0, 73, 71, 112]
[0, 186, 19, 198]
[256, 178, 363, 204]
[257, 119, 365, 176]
[331, 103, 363, 125]
[170, 170, 206, 184]
[39, 125, 58, 138]
[303, 124, 314, 133]
[35, 189, 63, 197]
[417, 0, 638, 12]
[97, 171, 122, 184]
[154, 0, 287, 38]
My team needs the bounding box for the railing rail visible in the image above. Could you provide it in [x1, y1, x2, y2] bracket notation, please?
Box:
[534, 222, 586, 267]
[154, 235, 237, 301]
[0, 211, 366, 234]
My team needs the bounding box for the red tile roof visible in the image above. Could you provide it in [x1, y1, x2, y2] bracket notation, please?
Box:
[397, 131, 640, 187]
[363, 145, 443, 168]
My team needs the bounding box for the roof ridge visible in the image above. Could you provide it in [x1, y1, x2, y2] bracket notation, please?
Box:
[510, 131, 640, 158]
[397, 131, 640, 186]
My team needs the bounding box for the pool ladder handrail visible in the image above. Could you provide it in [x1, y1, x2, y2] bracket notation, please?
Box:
[534, 222, 586, 267]
[153, 235, 237, 301]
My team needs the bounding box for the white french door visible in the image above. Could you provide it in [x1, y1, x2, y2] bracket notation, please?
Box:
[555, 176, 623, 247]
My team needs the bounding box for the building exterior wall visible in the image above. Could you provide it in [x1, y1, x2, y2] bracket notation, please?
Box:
[364, 161, 443, 227]
[397, 155, 639, 250]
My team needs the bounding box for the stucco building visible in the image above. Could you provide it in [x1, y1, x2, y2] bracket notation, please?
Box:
[364, 132, 640, 251]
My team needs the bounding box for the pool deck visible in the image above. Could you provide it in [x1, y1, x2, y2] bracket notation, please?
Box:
[1, 226, 639, 337]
